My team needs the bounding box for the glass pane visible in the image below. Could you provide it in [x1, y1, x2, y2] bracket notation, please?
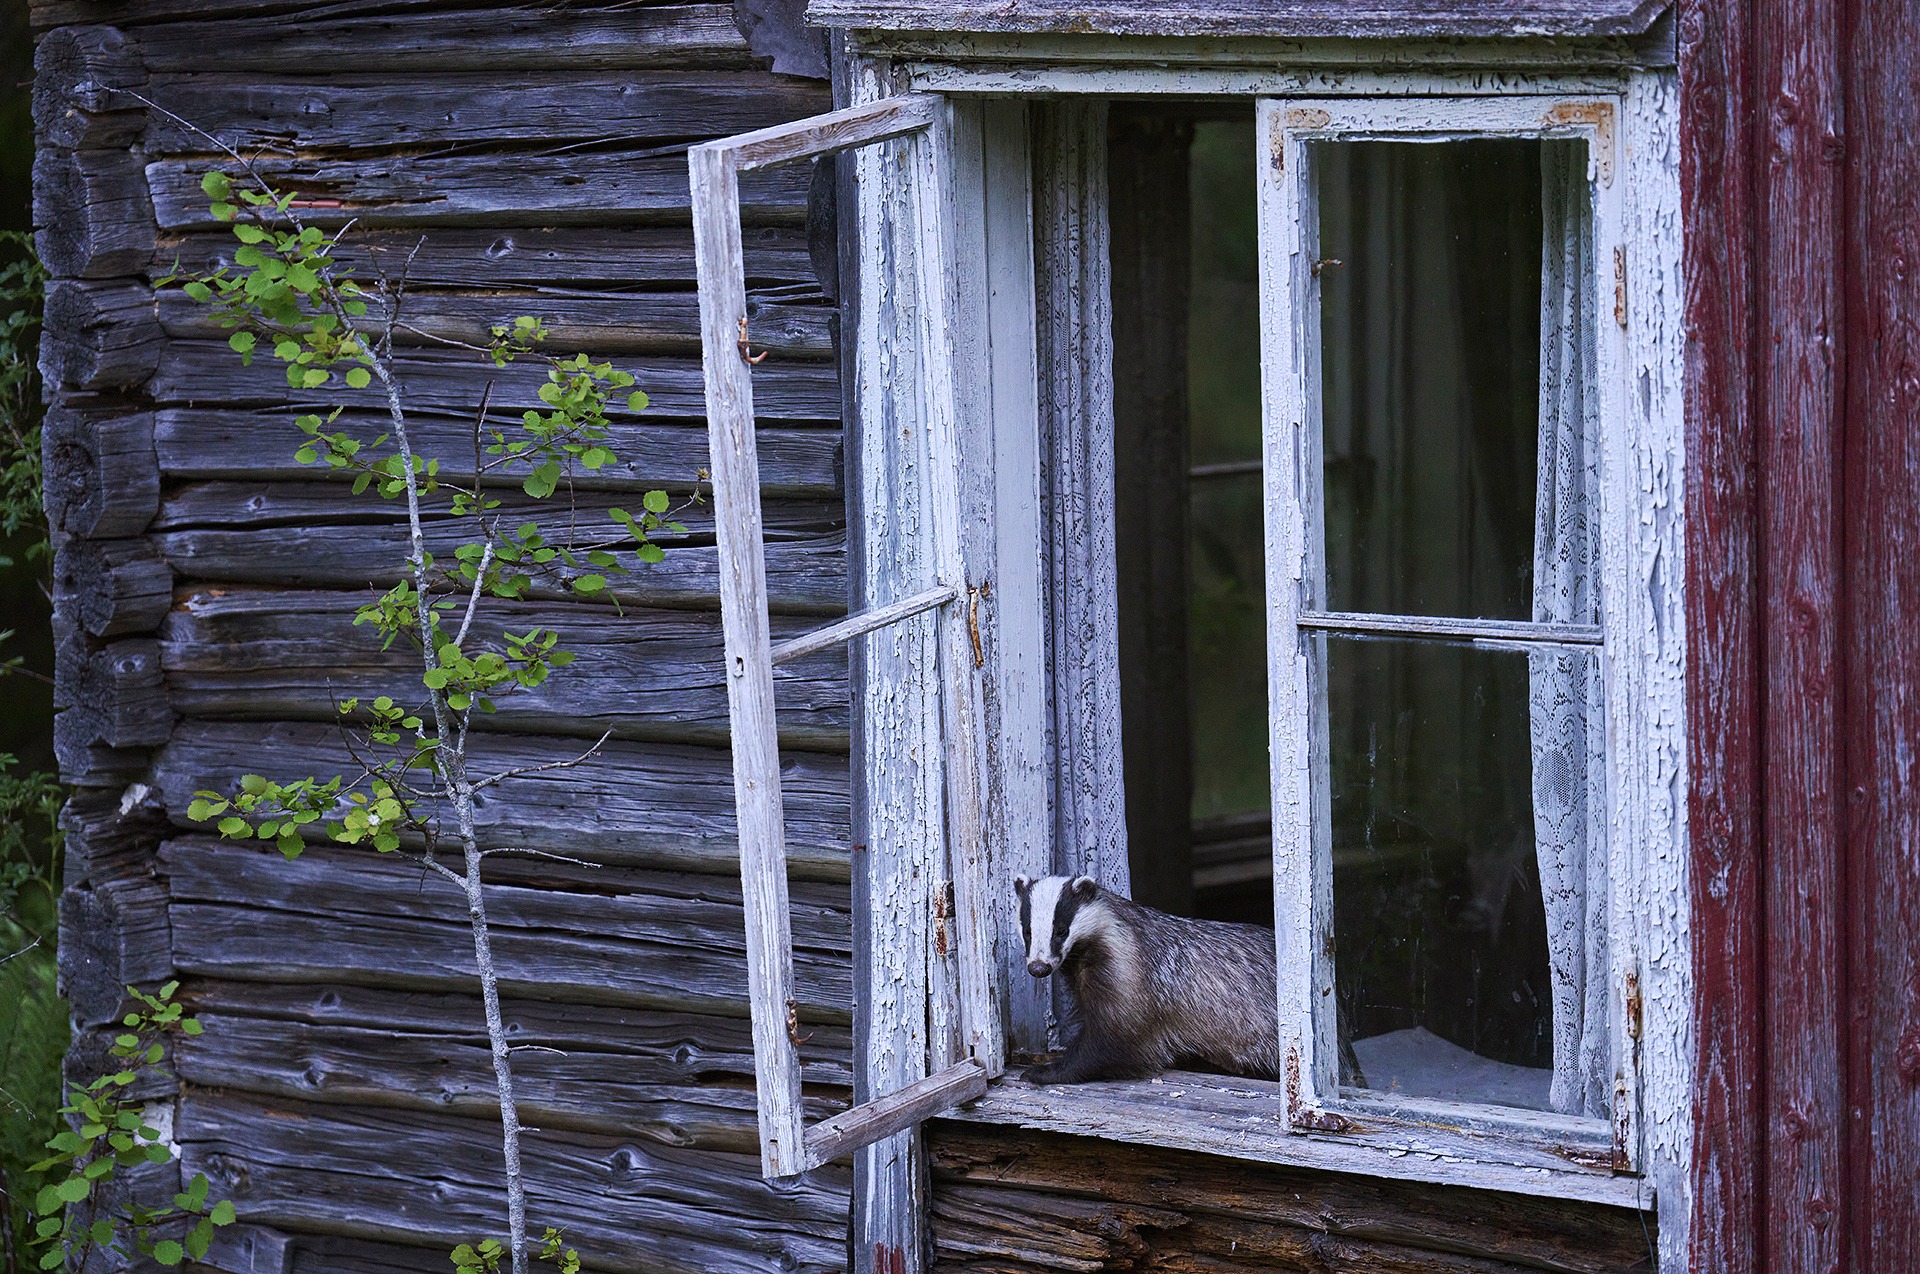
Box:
[1324, 633, 1600, 1112]
[1187, 119, 1271, 924]
[1316, 140, 1545, 621]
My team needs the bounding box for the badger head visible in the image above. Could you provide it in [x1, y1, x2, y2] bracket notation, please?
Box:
[1012, 874, 1100, 978]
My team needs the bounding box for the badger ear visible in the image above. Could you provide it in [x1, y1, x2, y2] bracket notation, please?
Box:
[1013, 874, 1031, 894]
[1071, 875, 1097, 897]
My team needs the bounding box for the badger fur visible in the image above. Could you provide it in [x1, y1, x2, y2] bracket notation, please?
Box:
[1013, 874, 1280, 1084]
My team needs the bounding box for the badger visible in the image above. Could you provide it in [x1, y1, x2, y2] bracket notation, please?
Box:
[1013, 874, 1281, 1084]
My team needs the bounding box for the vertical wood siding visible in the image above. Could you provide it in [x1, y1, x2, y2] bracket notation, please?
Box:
[1684, 0, 1920, 1265]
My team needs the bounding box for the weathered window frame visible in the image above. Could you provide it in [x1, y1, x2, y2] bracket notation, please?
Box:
[698, 25, 1685, 1252]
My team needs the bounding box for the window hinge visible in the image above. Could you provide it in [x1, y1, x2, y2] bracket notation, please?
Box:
[1624, 969, 1643, 1040]
[1613, 245, 1628, 327]
[932, 880, 956, 957]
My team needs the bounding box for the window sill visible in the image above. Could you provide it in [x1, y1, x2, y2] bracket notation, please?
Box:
[940, 1070, 1649, 1209]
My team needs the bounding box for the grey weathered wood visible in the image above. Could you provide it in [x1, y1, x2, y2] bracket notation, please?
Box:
[55, 536, 172, 637]
[197, 1225, 295, 1274]
[928, 1123, 1655, 1274]
[176, 1011, 848, 1153]
[146, 342, 841, 421]
[156, 225, 817, 292]
[154, 285, 834, 362]
[692, 117, 809, 1179]
[160, 587, 851, 750]
[804, 1060, 985, 1167]
[60, 780, 170, 888]
[112, 6, 757, 72]
[41, 404, 158, 538]
[808, 0, 1673, 38]
[145, 152, 812, 232]
[951, 1072, 1644, 1208]
[151, 409, 841, 497]
[55, 636, 174, 752]
[32, 147, 154, 279]
[183, 978, 855, 1088]
[33, 24, 147, 150]
[140, 71, 830, 154]
[41, 279, 164, 390]
[161, 838, 854, 1019]
[724, 93, 939, 170]
[769, 584, 955, 666]
[178, 1091, 850, 1274]
[57, 874, 173, 1026]
[153, 719, 853, 880]
[1295, 608, 1605, 646]
[149, 517, 847, 616]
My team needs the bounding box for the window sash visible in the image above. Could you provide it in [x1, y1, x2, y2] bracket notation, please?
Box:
[1254, 94, 1637, 1162]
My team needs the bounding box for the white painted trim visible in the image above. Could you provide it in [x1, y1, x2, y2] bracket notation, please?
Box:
[905, 62, 1637, 100]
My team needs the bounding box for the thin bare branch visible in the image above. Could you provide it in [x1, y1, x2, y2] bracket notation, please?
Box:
[472, 731, 613, 791]
[476, 847, 602, 868]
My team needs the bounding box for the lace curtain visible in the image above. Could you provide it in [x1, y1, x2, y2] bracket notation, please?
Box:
[1530, 141, 1611, 1119]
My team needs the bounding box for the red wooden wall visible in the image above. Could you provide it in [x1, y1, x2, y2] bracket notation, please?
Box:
[1683, 0, 1920, 1267]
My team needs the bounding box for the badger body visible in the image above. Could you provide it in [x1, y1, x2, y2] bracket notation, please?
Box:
[1014, 874, 1280, 1084]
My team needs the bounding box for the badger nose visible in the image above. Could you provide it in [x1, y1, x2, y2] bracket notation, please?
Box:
[1027, 959, 1055, 977]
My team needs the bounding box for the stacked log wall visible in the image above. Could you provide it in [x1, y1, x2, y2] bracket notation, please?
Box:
[32, 4, 852, 1271]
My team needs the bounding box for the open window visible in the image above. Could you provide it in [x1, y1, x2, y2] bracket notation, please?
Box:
[698, 78, 1674, 1206]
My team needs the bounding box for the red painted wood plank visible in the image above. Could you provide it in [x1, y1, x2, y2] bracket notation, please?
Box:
[1844, 0, 1920, 1264]
[1679, 0, 1764, 1267]
[1757, 0, 1850, 1267]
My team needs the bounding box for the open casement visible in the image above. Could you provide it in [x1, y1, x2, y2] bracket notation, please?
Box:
[690, 95, 1000, 1181]
[1257, 95, 1640, 1165]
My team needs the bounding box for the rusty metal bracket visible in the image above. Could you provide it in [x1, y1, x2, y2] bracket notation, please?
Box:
[737, 316, 769, 364]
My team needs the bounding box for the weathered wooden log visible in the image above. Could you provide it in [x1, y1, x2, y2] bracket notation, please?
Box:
[285, 1234, 469, 1274]
[154, 285, 833, 361]
[152, 719, 852, 879]
[176, 1011, 848, 1152]
[151, 410, 842, 497]
[177, 1091, 850, 1274]
[146, 341, 841, 422]
[61, 780, 171, 888]
[927, 1124, 1655, 1274]
[33, 147, 155, 279]
[149, 520, 848, 616]
[42, 403, 159, 537]
[156, 224, 816, 291]
[160, 838, 853, 1018]
[40, 279, 164, 389]
[86, 6, 756, 73]
[160, 587, 851, 750]
[57, 874, 173, 1026]
[146, 150, 811, 232]
[52, 710, 152, 788]
[197, 1225, 295, 1274]
[55, 638, 175, 775]
[56, 537, 173, 637]
[184, 977, 854, 1086]
[32, 25, 147, 150]
[142, 71, 829, 154]
[65, 1024, 180, 1103]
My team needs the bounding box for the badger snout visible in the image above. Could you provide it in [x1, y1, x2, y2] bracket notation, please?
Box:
[1027, 959, 1056, 978]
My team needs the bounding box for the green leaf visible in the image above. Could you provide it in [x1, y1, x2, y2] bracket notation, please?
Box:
[201, 171, 232, 199]
[152, 1240, 186, 1265]
[216, 816, 249, 837]
[626, 390, 649, 412]
[642, 489, 670, 514]
[345, 367, 371, 389]
[573, 574, 606, 595]
[55, 1176, 92, 1204]
[211, 1199, 237, 1226]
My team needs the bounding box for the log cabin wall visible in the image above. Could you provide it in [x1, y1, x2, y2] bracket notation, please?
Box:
[32, 3, 854, 1271]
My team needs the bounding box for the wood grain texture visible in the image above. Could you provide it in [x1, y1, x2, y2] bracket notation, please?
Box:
[138, 71, 828, 154]
[159, 587, 851, 750]
[57, 873, 174, 1026]
[808, 0, 1672, 39]
[153, 719, 852, 880]
[54, 536, 171, 638]
[1755, 0, 1847, 1266]
[177, 1091, 850, 1274]
[41, 404, 158, 538]
[32, 146, 154, 279]
[40, 279, 163, 390]
[1843, 0, 1920, 1261]
[927, 1124, 1655, 1274]
[1677, 1, 1762, 1269]
[160, 838, 854, 1019]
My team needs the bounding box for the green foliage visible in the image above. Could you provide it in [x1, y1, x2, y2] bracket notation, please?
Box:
[451, 1227, 581, 1274]
[28, 983, 234, 1270]
[0, 231, 46, 565]
[1, 756, 65, 1274]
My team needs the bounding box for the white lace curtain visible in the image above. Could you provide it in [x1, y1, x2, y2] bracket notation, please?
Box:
[1530, 141, 1610, 1119]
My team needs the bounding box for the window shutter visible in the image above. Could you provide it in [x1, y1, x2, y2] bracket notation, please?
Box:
[690, 94, 1000, 1180]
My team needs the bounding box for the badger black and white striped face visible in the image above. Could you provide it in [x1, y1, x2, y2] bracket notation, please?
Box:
[1013, 874, 1099, 977]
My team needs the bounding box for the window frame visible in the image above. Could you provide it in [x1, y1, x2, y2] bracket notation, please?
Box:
[1258, 95, 1637, 1161]
[700, 37, 1682, 1228]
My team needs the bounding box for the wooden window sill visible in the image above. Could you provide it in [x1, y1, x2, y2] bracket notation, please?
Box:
[940, 1070, 1649, 1209]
